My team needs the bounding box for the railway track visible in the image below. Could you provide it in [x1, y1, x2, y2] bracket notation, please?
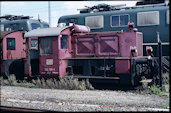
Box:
[0, 106, 54, 112]
[1, 85, 169, 112]
[1, 100, 169, 112]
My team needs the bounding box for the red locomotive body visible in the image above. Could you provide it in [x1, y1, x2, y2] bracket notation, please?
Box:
[0, 30, 26, 79]
[72, 31, 143, 57]
[24, 24, 154, 85]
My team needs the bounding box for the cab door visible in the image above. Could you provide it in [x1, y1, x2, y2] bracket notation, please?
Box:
[39, 37, 59, 77]
[30, 38, 39, 76]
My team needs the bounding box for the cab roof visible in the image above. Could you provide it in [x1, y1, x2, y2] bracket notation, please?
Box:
[24, 26, 71, 38]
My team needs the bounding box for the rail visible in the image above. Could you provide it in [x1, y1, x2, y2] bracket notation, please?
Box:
[0, 106, 53, 112]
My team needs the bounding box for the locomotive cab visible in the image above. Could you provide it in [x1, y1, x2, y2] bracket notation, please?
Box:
[0, 30, 26, 79]
[24, 24, 90, 78]
[24, 26, 73, 77]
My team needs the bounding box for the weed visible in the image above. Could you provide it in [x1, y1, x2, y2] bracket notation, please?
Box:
[161, 104, 169, 109]
[163, 73, 169, 85]
[1, 74, 94, 90]
[143, 85, 166, 96]
[14, 82, 36, 88]
[0, 74, 17, 86]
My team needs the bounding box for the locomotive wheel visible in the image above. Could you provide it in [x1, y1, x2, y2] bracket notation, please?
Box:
[9, 59, 25, 80]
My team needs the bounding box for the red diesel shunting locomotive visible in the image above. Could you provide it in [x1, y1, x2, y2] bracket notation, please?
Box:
[0, 30, 26, 79]
[24, 23, 155, 86]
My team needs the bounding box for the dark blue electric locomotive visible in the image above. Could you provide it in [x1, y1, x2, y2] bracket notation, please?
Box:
[0, 15, 49, 31]
[58, 0, 170, 57]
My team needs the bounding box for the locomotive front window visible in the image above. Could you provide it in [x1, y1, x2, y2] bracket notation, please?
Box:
[40, 37, 52, 55]
[0, 25, 4, 31]
[68, 18, 78, 24]
[61, 35, 68, 49]
[11, 23, 20, 30]
[43, 24, 49, 28]
[7, 38, 15, 50]
[31, 39, 38, 50]
[31, 23, 41, 30]
[4, 23, 25, 31]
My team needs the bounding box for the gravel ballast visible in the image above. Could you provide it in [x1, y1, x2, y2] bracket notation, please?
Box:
[0, 86, 169, 111]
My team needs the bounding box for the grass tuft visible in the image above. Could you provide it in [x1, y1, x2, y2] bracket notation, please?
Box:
[0, 75, 94, 90]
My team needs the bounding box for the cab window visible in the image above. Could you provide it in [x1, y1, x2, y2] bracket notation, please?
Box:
[40, 37, 52, 55]
[43, 24, 49, 28]
[31, 39, 38, 50]
[4, 23, 25, 31]
[67, 18, 78, 25]
[61, 35, 68, 49]
[7, 38, 15, 50]
[31, 23, 41, 30]
[0, 24, 4, 31]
